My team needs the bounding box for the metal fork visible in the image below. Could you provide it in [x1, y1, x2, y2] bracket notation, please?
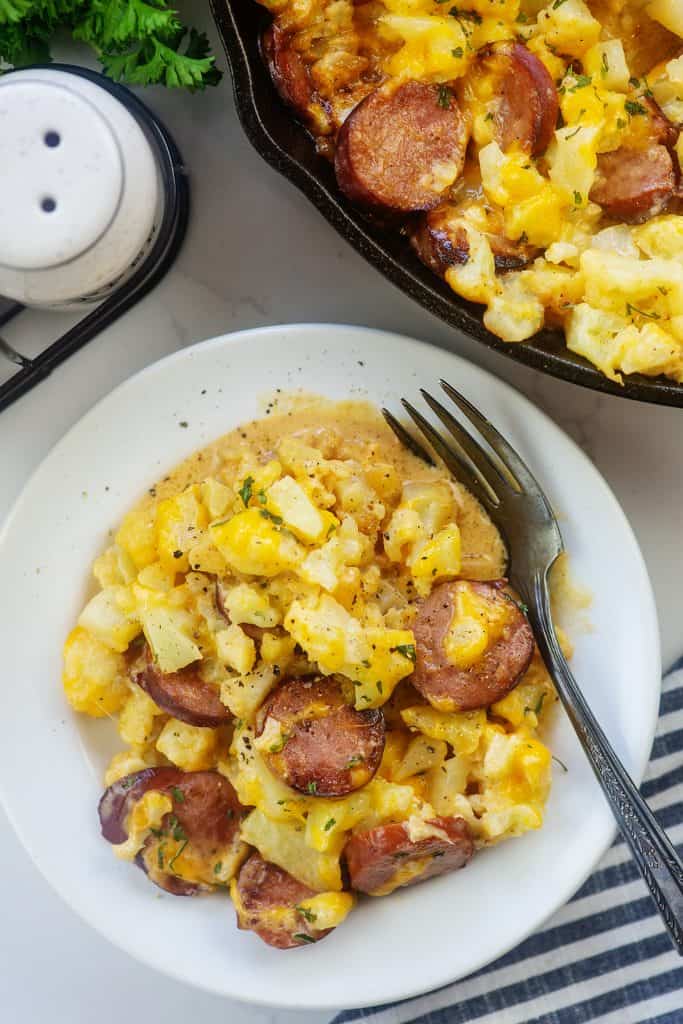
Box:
[383, 380, 683, 953]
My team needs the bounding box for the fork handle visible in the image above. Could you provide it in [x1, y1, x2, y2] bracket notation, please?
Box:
[530, 571, 683, 955]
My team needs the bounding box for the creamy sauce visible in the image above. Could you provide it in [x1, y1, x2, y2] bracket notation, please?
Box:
[147, 394, 508, 583]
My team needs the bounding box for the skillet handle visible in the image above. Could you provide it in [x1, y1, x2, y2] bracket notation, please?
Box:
[529, 571, 683, 955]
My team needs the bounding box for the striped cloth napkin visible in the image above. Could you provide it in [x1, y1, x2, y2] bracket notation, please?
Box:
[333, 660, 683, 1024]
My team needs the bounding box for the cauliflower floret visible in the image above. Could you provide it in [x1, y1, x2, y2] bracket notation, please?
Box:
[219, 664, 278, 722]
[215, 624, 256, 675]
[483, 274, 545, 343]
[92, 545, 136, 588]
[156, 485, 209, 574]
[547, 124, 600, 208]
[265, 474, 338, 543]
[77, 585, 140, 653]
[565, 303, 631, 382]
[156, 718, 218, 770]
[284, 593, 415, 708]
[138, 605, 201, 673]
[118, 686, 164, 746]
[218, 582, 281, 628]
[115, 500, 157, 570]
[384, 481, 456, 562]
[445, 225, 496, 304]
[63, 626, 129, 717]
[632, 217, 683, 265]
[299, 515, 372, 592]
[534, 0, 601, 59]
[200, 477, 234, 520]
[617, 323, 683, 381]
[583, 39, 630, 92]
[504, 185, 567, 246]
[211, 508, 304, 577]
[379, 14, 468, 82]
[580, 250, 683, 320]
[646, 0, 683, 37]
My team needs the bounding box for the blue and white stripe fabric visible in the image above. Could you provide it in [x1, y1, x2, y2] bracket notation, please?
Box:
[333, 661, 683, 1024]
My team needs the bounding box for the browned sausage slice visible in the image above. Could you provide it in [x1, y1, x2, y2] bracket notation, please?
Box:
[233, 853, 334, 949]
[589, 145, 676, 223]
[465, 42, 558, 155]
[256, 677, 385, 797]
[412, 580, 534, 712]
[345, 815, 473, 895]
[411, 205, 538, 276]
[131, 646, 230, 728]
[335, 81, 469, 213]
[261, 24, 314, 121]
[99, 768, 247, 895]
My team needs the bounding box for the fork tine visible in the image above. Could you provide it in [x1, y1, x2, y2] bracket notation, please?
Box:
[401, 399, 500, 508]
[440, 379, 540, 493]
[420, 388, 514, 493]
[382, 408, 435, 465]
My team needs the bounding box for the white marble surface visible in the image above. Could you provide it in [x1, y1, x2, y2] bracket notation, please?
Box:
[1, 5, 682, 1022]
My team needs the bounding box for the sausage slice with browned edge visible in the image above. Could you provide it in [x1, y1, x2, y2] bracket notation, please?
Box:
[412, 580, 534, 712]
[411, 205, 538, 276]
[131, 645, 230, 728]
[256, 676, 385, 797]
[233, 853, 333, 949]
[466, 41, 558, 155]
[345, 815, 473, 895]
[589, 145, 676, 223]
[261, 24, 314, 122]
[335, 81, 469, 213]
[99, 768, 248, 895]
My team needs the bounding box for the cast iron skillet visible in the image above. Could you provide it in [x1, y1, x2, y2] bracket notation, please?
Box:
[211, 0, 683, 407]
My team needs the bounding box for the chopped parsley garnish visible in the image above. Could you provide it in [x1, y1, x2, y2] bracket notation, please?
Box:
[516, 599, 529, 614]
[168, 839, 188, 870]
[157, 843, 166, 870]
[436, 84, 452, 109]
[293, 933, 316, 944]
[324, 818, 337, 832]
[629, 76, 640, 88]
[376, 680, 383, 694]
[260, 509, 283, 525]
[569, 74, 591, 91]
[625, 100, 646, 116]
[451, 46, 464, 58]
[534, 692, 546, 715]
[552, 0, 568, 7]
[269, 734, 288, 754]
[346, 755, 365, 769]
[296, 905, 318, 923]
[213, 861, 223, 875]
[257, 489, 267, 505]
[515, 10, 528, 21]
[120, 777, 136, 790]
[238, 476, 254, 507]
[449, 5, 482, 22]
[601, 52, 609, 77]
[573, 190, 582, 205]
[626, 303, 660, 320]
[518, 231, 529, 245]
[565, 126, 582, 139]
[393, 643, 417, 664]
[306, 781, 318, 795]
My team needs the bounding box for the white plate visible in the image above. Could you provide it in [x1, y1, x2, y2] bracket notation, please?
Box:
[0, 325, 660, 1010]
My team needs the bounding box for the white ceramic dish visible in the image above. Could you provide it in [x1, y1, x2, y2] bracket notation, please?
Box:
[0, 324, 660, 1010]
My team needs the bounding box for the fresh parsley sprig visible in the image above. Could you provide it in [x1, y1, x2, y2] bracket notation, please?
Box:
[0, 0, 221, 91]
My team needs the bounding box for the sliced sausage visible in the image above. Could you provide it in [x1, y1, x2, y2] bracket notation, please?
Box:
[131, 646, 230, 728]
[589, 145, 676, 223]
[467, 41, 558, 155]
[256, 677, 385, 797]
[345, 815, 473, 896]
[334, 81, 469, 213]
[411, 205, 538, 276]
[261, 24, 314, 122]
[412, 580, 534, 712]
[99, 768, 248, 895]
[233, 853, 333, 949]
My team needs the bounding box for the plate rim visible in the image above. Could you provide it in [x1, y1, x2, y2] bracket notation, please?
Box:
[0, 323, 662, 1009]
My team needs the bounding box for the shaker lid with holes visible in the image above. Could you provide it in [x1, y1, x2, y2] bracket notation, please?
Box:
[0, 68, 161, 307]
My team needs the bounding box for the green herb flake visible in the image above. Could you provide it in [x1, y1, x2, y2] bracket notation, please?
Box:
[601, 52, 609, 77]
[296, 905, 318, 923]
[213, 861, 223, 875]
[436, 84, 452, 109]
[573, 190, 582, 205]
[569, 74, 591, 92]
[346, 755, 365, 769]
[157, 843, 166, 870]
[168, 839, 188, 871]
[625, 99, 646, 116]
[324, 817, 337, 832]
[293, 933, 316, 944]
[306, 781, 318, 795]
[552, 0, 569, 7]
[451, 46, 464, 58]
[238, 475, 254, 507]
[376, 680, 384, 694]
[393, 643, 417, 664]
[260, 508, 283, 525]
[626, 302, 660, 320]
[449, 5, 483, 22]
[534, 692, 546, 715]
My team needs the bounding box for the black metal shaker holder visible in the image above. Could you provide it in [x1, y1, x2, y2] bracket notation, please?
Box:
[0, 64, 189, 414]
